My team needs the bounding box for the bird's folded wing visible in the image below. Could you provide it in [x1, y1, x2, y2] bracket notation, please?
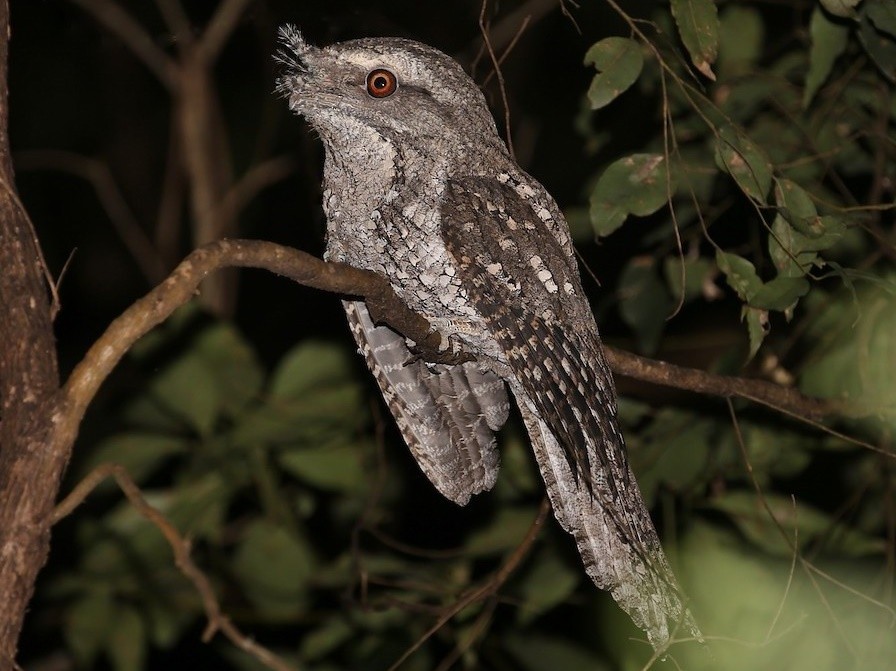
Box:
[439, 176, 701, 647]
[344, 300, 509, 505]
[439, 175, 618, 484]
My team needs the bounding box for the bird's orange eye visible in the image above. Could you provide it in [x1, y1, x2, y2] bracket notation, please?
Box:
[366, 68, 397, 98]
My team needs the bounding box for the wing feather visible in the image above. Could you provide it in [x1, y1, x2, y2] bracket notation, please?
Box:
[344, 300, 508, 504]
[440, 176, 700, 647]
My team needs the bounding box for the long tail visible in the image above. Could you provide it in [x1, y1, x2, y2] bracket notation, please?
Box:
[517, 401, 701, 649]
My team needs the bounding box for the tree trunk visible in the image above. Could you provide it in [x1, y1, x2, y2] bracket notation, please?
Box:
[0, 2, 64, 665]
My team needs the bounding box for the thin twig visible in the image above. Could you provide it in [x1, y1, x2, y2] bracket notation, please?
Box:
[433, 599, 497, 671]
[154, 0, 194, 51]
[386, 498, 551, 671]
[463, 0, 560, 60]
[15, 150, 167, 283]
[66, 0, 177, 88]
[52, 463, 297, 671]
[479, 0, 515, 159]
[481, 15, 531, 88]
[218, 156, 295, 226]
[198, 0, 254, 63]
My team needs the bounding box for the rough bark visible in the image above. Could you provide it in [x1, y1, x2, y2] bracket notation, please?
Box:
[0, 2, 64, 665]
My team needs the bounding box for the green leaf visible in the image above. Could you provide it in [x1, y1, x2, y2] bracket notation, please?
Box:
[744, 306, 770, 360]
[633, 410, 713, 506]
[859, 9, 896, 81]
[712, 490, 886, 557]
[740, 422, 812, 480]
[770, 216, 819, 278]
[65, 590, 114, 665]
[300, 617, 354, 661]
[192, 324, 264, 415]
[92, 474, 229, 572]
[713, 125, 773, 203]
[149, 354, 220, 437]
[820, 0, 863, 19]
[663, 255, 718, 303]
[269, 341, 354, 400]
[750, 276, 810, 311]
[466, 507, 538, 556]
[515, 547, 580, 625]
[671, 0, 720, 80]
[799, 284, 896, 431]
[867, 0, 896, 37]
[120, 393, 190, 434]
[618, 258, 673, 354]
[716, 250, 761, 301]
[79, 433, 188, 485]
[583, 37, 644, 110]
[143, 598, 194, 648]
[717, 5, 764, 75]
[114, 473, 229, 545]
[232, 519, 316, 618]
[769, 215, 843, 279]
[505, 633, 608, 671]
[106, 606, 146, 671]
[769, 182, 845, 280]
[232, 385, 362, 448]
[278, 441, 366, 492]
[589, 153, 674, 237]
[775, 179, 817, 223]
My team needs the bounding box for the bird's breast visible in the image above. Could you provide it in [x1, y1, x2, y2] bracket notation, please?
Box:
[324, 184, 506, 366]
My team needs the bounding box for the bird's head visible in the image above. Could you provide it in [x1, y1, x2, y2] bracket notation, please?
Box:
[276, 26, 506, 161]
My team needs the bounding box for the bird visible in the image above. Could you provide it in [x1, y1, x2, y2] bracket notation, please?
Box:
[276, 25, 700, 649]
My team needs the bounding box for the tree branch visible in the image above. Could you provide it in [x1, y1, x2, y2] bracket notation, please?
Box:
[53, 464, 298, 671]
[604, 347, 858, 421]
[56, 239, 446, 457]
[54, 238, 866, 491]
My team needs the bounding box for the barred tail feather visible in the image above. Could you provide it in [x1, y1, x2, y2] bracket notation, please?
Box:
[517, 400, 700, 649]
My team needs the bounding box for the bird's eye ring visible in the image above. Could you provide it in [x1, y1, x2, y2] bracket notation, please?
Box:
[366, 68, 397, 98]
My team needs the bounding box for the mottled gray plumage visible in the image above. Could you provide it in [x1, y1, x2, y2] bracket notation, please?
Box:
[277, 26, 700, 648]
